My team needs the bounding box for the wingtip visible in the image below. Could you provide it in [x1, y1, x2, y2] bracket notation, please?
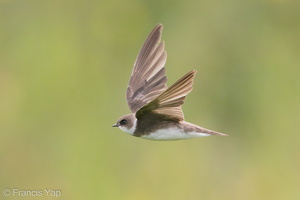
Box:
[155, 24, 163, 31]
[190, 70, 197, 74]
[185, 70, 197, 78]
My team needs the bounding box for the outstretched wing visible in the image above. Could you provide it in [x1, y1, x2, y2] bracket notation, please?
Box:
[126, 24, 167, 113]
[136, 70, 197, 121]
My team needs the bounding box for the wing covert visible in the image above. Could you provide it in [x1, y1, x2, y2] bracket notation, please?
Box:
[136, 70, 197, 121]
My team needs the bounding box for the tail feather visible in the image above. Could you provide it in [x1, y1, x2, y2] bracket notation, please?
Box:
[181, 121, 228, 136]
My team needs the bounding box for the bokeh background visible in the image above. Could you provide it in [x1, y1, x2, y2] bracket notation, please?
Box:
[1, 0, 300, 199]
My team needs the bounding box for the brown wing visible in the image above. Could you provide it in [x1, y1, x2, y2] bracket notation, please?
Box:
[126, 24, 168, 113]
[136, 70, 197, 121]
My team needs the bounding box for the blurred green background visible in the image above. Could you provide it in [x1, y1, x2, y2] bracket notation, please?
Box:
[1, 0, 300, 199]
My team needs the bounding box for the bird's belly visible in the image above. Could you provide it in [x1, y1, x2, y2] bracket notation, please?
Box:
[140, 127, 210, 141]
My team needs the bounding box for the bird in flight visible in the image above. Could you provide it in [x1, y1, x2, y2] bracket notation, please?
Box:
[113, 24, 227, 140]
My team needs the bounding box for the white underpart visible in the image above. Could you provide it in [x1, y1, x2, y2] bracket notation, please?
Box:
[118, 119, 137, 135]
[141, 127, 210, 141]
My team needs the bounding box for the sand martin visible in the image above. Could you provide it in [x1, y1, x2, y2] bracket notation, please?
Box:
[113, 24, 227, 140]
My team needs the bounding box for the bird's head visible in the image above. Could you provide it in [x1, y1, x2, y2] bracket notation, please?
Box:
[112, 113, 136, 135]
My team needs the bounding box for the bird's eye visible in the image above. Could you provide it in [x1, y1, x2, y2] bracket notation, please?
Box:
[120, 119, 127, 125]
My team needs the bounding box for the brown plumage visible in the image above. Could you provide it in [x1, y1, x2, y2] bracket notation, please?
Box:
[113, 24, 227, 140]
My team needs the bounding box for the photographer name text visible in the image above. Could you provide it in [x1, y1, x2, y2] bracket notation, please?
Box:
[3, 188, 61, 197]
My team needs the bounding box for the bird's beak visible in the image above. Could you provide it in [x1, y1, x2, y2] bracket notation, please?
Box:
[112, 124, 118, 127]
